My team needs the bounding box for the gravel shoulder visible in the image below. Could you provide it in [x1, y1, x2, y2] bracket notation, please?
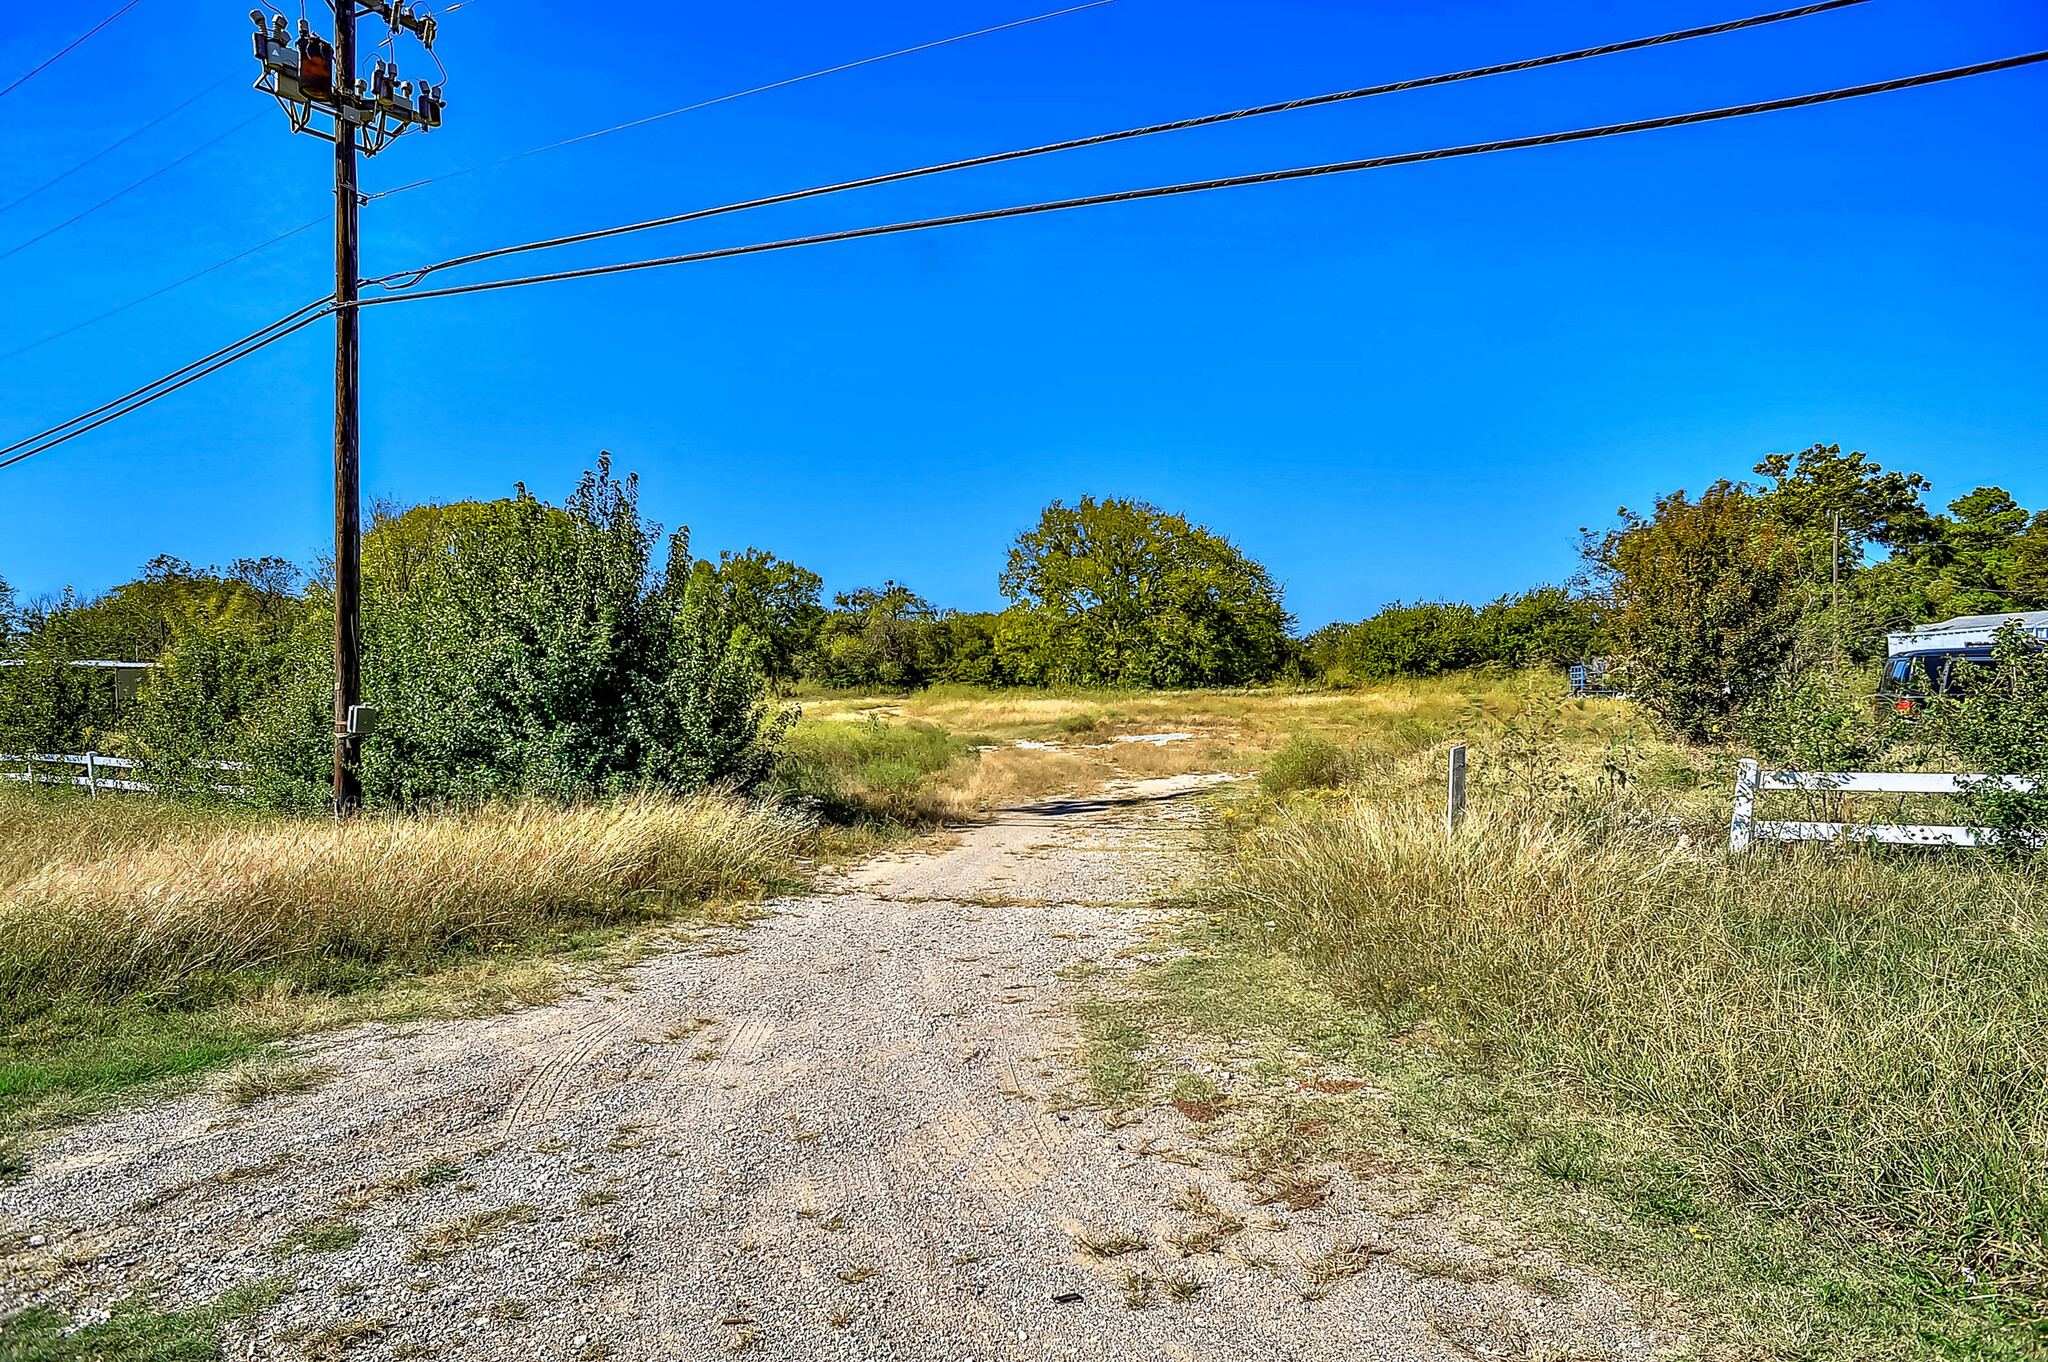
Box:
[2, 776, 1685, 1360]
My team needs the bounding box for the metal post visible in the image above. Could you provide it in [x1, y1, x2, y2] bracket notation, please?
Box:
[1447, 744, 1467, 836]
[85, 750, 98, 798]
[332, 4, 363, 819]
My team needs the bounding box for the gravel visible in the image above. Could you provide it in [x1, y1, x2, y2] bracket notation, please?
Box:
[1, 775, 1686, 1359]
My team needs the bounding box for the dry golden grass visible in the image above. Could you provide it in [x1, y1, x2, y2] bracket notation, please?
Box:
[0, 794, 808, 1006]
[1214, 753, 2048, 1283]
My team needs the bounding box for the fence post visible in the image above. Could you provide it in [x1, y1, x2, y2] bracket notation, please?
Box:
[1447, 744, 1468, 836]
[1729, 759, 1761, 854]
[85, 751, 99, 797]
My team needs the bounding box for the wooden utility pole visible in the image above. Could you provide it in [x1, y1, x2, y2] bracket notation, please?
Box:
[332, 9, 362, 817]
[249, 4, 444, 817]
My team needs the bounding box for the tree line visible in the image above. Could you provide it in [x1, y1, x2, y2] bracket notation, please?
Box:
[0, 470, 1295, 805]
[5, 441, 2043, 805]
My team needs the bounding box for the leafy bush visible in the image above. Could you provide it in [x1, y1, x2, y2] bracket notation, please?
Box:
[126, 460, 793, 807]
[1930, 621, 2048, 843]
[1259, 731, 1352, 796]
[1586, 482, 1802, 741]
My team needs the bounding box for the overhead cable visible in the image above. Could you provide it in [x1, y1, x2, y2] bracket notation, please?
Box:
[0, 301, 331, 470]
[0, 115, 263, 264]
[0, 215, 331, 363]
[11, 45, 2042, 474]
[0, 74, 238, 217]
[360, 48, 2048, 311]
[367, 0, 1870, 290]
[0, 0, 144, 102]
[365, 0, 1121, 203]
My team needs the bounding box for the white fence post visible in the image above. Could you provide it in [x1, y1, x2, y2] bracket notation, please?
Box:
[1447, 744, 1468, 836]
[84, 750, 98, 797]
[1729, 759, 1761, 854]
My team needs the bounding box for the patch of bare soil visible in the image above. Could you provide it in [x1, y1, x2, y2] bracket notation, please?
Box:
[1, 776, 1686, 1359]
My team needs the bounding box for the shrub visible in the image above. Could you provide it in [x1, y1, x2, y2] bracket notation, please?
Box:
[1259, 731, 1352, 797]
[1930, 620, 2048, 843]
[1586, 482, 1802, 741]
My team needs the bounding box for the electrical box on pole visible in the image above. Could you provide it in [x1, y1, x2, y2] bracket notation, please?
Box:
[249, 4, 447, 817]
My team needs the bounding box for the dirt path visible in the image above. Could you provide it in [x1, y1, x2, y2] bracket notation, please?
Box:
[2, 777, 1679, 1360]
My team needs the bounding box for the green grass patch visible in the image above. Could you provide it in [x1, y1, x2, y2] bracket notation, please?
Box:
[775, 716, 985, 823]
[1, 1277, 289, 1360]
[1076, 997, 1150, 1109]
[274, 1219, 362, 1257]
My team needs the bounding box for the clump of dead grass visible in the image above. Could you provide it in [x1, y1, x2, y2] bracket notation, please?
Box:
[0, 794, 807, 1007]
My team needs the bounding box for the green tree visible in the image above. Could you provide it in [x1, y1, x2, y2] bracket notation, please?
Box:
[2010, 510, 2048, 609]
[0, 570, 15, 649]
[708, 548, 825, 684]
[996, 497, 1291, 687]
[1919, 487, 2031, 617]
[1587, 482, 1802, 741]
[1752, 443, 1936, 556]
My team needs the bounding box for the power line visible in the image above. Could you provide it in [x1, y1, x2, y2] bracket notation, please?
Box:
[358, 48, 2047, 311]
[0, 301, 332, 471]
[364, 0, 1121, 203]
[0, 114, 263, 264]
[9, 46, 2042, 474]
[0, 73, 237, 217]
[0, 215, 330, 363]
[0, 0, 143, 102]
[367, 0, 1870, 291]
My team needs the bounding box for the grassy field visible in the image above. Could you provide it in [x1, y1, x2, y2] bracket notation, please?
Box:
[1010, 675, 2048, 1359]
[8, 671, 2037, 1357]
[0, 789, 810, 1166]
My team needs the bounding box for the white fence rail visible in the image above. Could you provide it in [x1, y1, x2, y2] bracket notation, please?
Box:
[1, 752, 247, 796]
[1729, 758, 2042, 852]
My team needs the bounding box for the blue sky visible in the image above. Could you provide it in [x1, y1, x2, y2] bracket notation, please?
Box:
[1, 0, 2042, 629]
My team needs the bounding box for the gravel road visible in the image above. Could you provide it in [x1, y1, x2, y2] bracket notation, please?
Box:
[1, 776, 1682, 1360]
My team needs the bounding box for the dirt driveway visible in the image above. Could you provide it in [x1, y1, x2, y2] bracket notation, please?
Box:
[2, 776, 1679, 1360]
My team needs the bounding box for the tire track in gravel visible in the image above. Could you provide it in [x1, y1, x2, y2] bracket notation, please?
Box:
[1, 774, 1692, 1361]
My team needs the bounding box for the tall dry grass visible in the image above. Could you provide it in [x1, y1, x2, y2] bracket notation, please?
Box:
[0, 795, 808, 1009]
[1217, 777, 2048, 1279]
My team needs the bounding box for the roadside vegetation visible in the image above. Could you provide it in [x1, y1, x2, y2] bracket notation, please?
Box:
[5, 442, 2048, 1357]
[0, 788, 807, 1162]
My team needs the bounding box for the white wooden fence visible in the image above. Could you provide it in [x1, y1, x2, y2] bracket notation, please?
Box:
[1, 752, 246, 796]
[1729, 759, 2042, 852]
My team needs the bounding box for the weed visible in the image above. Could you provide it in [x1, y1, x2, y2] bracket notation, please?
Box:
[217, 1053, 335, 1106]
[487, 1299, 530, 1322]
[1073, 1228, 1146, 1258]
[1121, 1269, 1153, 1309]
[1165, 1273, 1203, 1302]
[274, 1218, 362, 1256]
[1305, 1240, 1389, 1286]
[579, 1189, 619, 1208]
[409, 1203, 539, 1261]
[827, 1306, 855, 1329]
[835, 1265, 876, 1284]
